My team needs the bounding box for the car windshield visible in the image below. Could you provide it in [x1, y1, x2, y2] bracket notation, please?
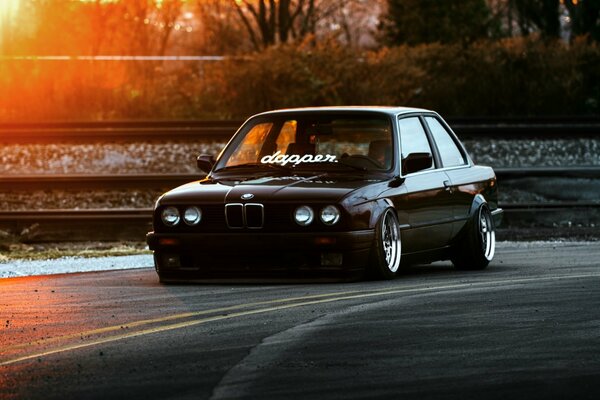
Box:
[215, 114, 394, 173]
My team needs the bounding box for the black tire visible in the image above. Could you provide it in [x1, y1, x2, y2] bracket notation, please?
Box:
[451, 205, 496, 270]
[369, 209, 402, 280]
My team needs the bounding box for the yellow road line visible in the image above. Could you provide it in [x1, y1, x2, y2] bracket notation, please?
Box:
[0, 289, 371, 352]
[2, 272, 598, 368]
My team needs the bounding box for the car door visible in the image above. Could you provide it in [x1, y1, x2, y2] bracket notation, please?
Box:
[423, 116, 472, 239]
[393, 116, 454, 253]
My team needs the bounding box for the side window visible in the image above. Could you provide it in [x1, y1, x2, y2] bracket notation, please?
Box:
[398, 117, 434, 172]
[425, 117, 466, 168]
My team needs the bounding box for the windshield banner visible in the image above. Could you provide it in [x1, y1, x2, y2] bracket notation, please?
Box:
[260, 151, 337, 166]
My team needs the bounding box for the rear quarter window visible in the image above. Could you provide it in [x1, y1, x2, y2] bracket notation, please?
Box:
[425, 117, 467, 168]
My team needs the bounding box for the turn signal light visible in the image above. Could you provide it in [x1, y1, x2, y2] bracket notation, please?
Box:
[159, 238, 180, 246]
[315, 236, 336, 245]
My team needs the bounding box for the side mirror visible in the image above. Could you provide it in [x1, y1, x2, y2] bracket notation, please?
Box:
[402, 152, 433, 175]
[197, 154, 216, 173]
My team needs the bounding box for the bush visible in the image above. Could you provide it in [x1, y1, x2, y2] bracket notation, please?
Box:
[0, 37, 598, 120]
[211, 37, 600, 118]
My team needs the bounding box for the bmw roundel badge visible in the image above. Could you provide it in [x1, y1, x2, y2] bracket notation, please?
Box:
[241, 193, 255, 200]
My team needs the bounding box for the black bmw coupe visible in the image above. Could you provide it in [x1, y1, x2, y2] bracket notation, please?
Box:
[147, 107, 503, 281]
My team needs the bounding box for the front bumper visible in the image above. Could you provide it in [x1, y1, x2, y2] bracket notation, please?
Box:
[146, 230, 375, 277]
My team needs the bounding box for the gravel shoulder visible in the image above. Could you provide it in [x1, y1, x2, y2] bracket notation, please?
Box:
[0, 254, 153, 278]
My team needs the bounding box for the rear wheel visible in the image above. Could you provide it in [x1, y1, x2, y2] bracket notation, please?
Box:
[452, 205, 495, 270]
[370, 209, 401, 280]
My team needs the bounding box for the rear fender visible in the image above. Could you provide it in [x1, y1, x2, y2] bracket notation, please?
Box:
[469, 194, 488, 219]
[453, 194, 488, 242]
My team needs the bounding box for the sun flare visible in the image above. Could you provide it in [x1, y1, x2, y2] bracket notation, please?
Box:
[0, 0, 20, 21]
[0, 0, 20, 40]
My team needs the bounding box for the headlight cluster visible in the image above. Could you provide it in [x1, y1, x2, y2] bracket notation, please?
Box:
[294, 205, 340, 226]
[161, 206, 202, 226]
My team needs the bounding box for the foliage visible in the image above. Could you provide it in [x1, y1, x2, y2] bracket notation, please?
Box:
[209, 37, 600, 118]
[0, 241, 150, 261]
[233, 0, 316, 50]
[380, 0, 497, 45]
[511, 0, 562, 38]
[2, 0, 187, 56]
[490, 0, 600, 41]
[381, 0, 600, 43]
[564, 0, 600, 42]
[0, 37, 599, 120]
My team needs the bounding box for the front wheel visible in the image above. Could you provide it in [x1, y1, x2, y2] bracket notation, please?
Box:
[451, 205, 496, 270]
[370, 209, 402, 280]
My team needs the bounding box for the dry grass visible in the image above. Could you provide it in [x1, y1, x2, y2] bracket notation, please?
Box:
[0, 241, 150, 261]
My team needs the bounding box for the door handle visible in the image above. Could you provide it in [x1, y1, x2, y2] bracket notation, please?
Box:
[443, 180, 453, 193]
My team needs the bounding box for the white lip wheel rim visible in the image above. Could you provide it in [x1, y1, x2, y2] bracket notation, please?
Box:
[479, 207, 495, 261]
[382, 210, 401, 273]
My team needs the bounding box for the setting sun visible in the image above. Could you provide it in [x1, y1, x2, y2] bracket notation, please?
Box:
[0, 0, 20, 23]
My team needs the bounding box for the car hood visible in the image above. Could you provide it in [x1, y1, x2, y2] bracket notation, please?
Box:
[157, 174, 387, 205]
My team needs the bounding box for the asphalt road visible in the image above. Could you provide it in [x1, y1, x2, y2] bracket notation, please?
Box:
[1, 242, 600, 400]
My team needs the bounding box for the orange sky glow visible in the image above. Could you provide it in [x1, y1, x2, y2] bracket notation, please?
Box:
[0, 0, 20, 22]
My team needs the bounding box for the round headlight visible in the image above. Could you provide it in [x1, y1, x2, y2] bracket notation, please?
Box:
[320, 205, 340, 225]
[161, 206, 180, 226]
[183, 206, 202, 225]
[294, 206, 314, 226]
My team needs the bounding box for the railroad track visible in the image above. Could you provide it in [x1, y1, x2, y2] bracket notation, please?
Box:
[1, 167, 599, 190]
[1, 166, 598, 242]
[0, 121, 240, 142]
[1, 118, 597, 241]
[0, 173, 202, 190]
[0, 202, 598, 243]
[1, 202, 599, 221]
[1, 118, 599, 143]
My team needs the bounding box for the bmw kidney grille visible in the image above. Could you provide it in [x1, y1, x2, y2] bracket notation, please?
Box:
[225, 203, 264, 229]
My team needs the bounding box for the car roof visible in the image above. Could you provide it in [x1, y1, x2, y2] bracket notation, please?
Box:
[253, 106, 434, 117]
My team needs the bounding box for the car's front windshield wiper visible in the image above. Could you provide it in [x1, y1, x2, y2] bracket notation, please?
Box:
[337, 160, 369, 172]
[294, 161, 368, 172]
[214, 163, 291, 173]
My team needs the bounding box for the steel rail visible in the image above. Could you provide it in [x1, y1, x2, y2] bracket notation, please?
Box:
[0, 209, 152, 220]
[0, 201, 598, 221]
[0, 167, 598, 190]
[0, 173, 202, 190]
[0, 204, 598, 224]
[494, 167, 600, 178]
[0, 205, 597, 242]
[1, 118, 599, 143]
[0, 209, 152, 242]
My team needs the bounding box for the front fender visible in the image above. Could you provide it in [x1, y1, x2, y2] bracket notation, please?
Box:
[343, 197, 394, 230]
[366, 198, 395, 229]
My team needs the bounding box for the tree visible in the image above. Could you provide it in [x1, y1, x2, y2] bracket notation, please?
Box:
[512, 0, 561, 38]
[564, 0, 600, 41]
[155, 0, 184, 56]
[491, 0, 599, 42]
[380, 0, 494, 45]
[233, 0, 317, 50]
[192, 0, 258, 54]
